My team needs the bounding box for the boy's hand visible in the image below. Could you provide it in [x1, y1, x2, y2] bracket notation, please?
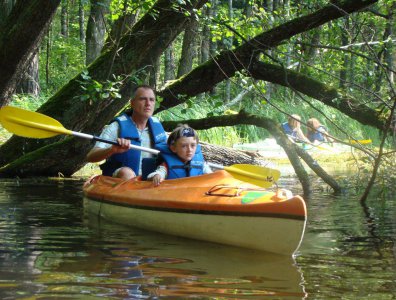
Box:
[152, 174, 163, 187]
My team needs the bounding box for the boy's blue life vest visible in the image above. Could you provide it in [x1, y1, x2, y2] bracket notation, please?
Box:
[307, 125, 326, 142]
[155, 143, 205, 179]
[282, 122, 297, 139]
[100, 113, 167, 176]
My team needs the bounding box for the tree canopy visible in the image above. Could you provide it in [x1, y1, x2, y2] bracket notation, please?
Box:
[0, 0, 394, 196]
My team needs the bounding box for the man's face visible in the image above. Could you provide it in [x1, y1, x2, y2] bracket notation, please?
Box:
[130, 87, 156, 118]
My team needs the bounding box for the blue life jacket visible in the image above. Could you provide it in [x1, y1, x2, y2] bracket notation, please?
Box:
[307, 125, 326, 142]
[282, 122, 297, 139]
[100, 113, 167, 176]
[155, 143, 204, 179]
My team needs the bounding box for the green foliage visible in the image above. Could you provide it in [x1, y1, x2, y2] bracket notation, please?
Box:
[110, 0, 156, 21]
[158, 95, 242, 147]
[38, 7, 86, 94]
[76, 71, 123, 104]
[9, 94, 47, 111]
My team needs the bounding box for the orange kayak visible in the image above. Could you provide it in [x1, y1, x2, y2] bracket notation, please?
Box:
[83, 170, 306, 255]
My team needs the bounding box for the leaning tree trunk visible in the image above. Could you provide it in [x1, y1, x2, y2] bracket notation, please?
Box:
[0, 0, 60, 106]
[156, 0, 382, 130]
[0, 0, 208, 177]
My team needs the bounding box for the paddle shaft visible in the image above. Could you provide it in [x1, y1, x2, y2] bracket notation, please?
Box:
[74, 131, 160, 155]
[0, 106, 279, 186]
[82, 132, 238, 170]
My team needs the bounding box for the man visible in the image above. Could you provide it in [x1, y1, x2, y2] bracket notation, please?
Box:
[86, 85, 167, 180]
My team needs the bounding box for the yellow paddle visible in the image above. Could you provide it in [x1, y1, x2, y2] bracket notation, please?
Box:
[207, 163, 279, 188]
[345, 139, 372, 145]
[0, 106, 280, 187]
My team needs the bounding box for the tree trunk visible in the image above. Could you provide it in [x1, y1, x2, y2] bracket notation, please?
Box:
[164, 45, 175, 82]
[200, 3, 211, 63]
[0, 0, 15, 26]
[61, 0, 68, 38]
[177, 15, 199, 77]
[300, 28, 320, 73]
[60, 0, 69, 66]
[104, 12, 138, 50]
[0, 0, 208, 176]
[149, 55, 161, 89]
[0, 0, 40, 96]
[86, 0, 110, 65]
[0, 0, 60, 106]
[225, 0, 233, 103]
[16, 53, 40, 96]
[339, 17, 349, 89]
[383, 4, 394, 84]
[247, 61, 384, 130]
[79, 0, 85, 43]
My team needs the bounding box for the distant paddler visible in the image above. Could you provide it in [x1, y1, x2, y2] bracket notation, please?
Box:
[282, 114, 312, 144]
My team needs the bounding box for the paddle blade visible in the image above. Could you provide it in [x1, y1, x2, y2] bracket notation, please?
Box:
[348, 139, 372, 145]
[224, 164, 281, 188]
[0, 106, 71, 138]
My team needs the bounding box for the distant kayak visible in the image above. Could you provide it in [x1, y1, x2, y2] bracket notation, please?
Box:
[234, 138, 354, 158]
[83, 170, 307, 256]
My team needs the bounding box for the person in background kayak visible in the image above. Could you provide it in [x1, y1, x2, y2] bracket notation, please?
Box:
[147, 124, 212, 186]
[282, 114, 311, 144]
[306, 118, 333, 143]
[86, 85, 167, 180]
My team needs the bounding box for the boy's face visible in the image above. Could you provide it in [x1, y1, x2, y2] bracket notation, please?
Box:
[170, 136, 197, 162]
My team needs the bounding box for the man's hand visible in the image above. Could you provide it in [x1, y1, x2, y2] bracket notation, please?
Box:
[111, 138, 131, 154]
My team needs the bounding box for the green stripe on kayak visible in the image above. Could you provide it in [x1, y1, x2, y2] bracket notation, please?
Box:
[241, 192, 271, 204]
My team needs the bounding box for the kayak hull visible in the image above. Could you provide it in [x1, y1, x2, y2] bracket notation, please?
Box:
[83, 171, 307, 256]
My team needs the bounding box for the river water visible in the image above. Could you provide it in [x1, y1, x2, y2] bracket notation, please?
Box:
[0, 175, 395, 299]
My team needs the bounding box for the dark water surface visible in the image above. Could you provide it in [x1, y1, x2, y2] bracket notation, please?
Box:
[0, 176, 395, 299]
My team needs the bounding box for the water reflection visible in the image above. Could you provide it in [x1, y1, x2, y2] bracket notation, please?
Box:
[79, 215, 306, 298]
[296, 191, 396, 299]
[0, 179, 306, 299]
[1, 177, 395, 299]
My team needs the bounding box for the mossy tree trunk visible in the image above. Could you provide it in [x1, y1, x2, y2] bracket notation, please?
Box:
[0, 0, 208, 173]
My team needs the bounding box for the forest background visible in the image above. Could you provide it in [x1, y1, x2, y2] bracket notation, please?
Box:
[0, 0, 395, 198]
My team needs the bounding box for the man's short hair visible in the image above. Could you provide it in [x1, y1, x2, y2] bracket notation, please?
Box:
[132, 85, 155, 99]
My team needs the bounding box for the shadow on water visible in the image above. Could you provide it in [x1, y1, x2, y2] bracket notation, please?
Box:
[0, 178, 306, 299]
